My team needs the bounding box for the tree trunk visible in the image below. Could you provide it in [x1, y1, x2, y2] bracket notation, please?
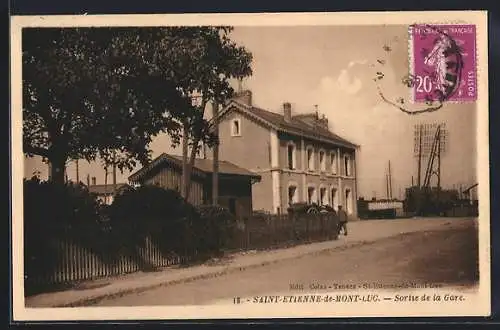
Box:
[181, 122, 189, 199]
[212, 102, 219, 206]
[104, 166, 109, 204]
[184, 137, 201, 203]
[76, 159, 80, 183]
[49, 157, 67, 185]
[112, 152, 117, 194]
[184, 100, 209, 202]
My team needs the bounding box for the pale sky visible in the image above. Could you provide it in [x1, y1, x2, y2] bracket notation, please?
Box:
[24, 25, 478, 199]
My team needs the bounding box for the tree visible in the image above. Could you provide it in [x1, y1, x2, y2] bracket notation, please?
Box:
[167, 27, 253, 201]
[22, 27, 252, 186]
[124, 27, 253, 200]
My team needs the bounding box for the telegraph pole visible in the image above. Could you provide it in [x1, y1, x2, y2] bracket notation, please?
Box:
[388, 160, 393, 199]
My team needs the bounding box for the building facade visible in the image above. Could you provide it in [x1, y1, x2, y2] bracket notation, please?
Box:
[214, 90, 359, 216]
[128, 153, 261, 219]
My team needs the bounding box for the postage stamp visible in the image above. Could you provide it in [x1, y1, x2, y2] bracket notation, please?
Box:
[409, 24, 477, 103]
[10, 11, 490, 322]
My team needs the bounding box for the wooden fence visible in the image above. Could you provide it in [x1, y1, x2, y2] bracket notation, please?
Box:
[228, 213, 339, 251]
[24, 236, 194, 295]
[25, 213, 338, 295]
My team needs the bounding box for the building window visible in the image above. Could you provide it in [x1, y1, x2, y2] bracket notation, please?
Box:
[331, 187, 338, 210]
[307, 186, 317, 204]
[231, 118, 241, 136]
[331, 152, 337, 174]
[320, 187, 328, 206]
[307, 147, 314, 171]
[287, 143, 296, 170]
[345, 188, 352, 214]
[319, 150, 326, 172]
[344, 155, 351, 176]
[288, 185, 298, 205]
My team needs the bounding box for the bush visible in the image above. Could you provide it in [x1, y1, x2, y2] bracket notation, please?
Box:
[23, 176, 104, 288]
[192, 205, 237, 255]
[110, 185, 192, 221]
[23, 176, 102, 239]
[108, 185, 197, 253]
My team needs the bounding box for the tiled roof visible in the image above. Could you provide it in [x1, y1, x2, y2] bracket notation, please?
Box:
[224, 100, 358, 149]
[128, 153, 261, 183]
[88, 183, 129, 196]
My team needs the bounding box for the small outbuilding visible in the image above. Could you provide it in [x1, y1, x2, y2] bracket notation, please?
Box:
[128, 153, 261, 219]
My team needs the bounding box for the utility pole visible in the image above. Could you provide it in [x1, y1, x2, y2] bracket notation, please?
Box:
[212, 102, 219, 206]
[386, 173, 390, 200]
[388, 160, 393, 199]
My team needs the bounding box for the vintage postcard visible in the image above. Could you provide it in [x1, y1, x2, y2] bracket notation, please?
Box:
[11, 11, 490, 321]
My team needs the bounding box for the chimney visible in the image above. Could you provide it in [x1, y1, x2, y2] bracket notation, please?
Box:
[283, 102, 292, 122]
[91, 177, 96, 185]
[234, 90, 252, 106]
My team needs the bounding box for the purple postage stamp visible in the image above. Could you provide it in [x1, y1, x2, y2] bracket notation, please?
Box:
[410, 24, 477, 103]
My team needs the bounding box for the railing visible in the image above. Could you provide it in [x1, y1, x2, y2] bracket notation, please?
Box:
[24, 236, 193, 296]
[228, 213, 339, 251]
[25, 213, 339, 295]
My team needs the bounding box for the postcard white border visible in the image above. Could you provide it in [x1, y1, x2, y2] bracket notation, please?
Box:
[10, 11, 490, 320]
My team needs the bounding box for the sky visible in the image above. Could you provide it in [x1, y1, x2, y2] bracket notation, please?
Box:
[24, 25, 478, 199]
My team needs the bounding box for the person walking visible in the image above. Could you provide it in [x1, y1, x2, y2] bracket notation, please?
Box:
[337, 205, 348, 236]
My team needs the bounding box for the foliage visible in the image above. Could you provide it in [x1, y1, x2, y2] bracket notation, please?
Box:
[23, 176, 104, 283]
[108, 185, 197, 252]
[174, 27, 253, 200]
[22, 27, 253, 184]
[192, 205, 237, 254]
[23, 176, 102, 233]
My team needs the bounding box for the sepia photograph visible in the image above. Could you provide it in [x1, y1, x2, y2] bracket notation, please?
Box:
[11, 11, 490, 320]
